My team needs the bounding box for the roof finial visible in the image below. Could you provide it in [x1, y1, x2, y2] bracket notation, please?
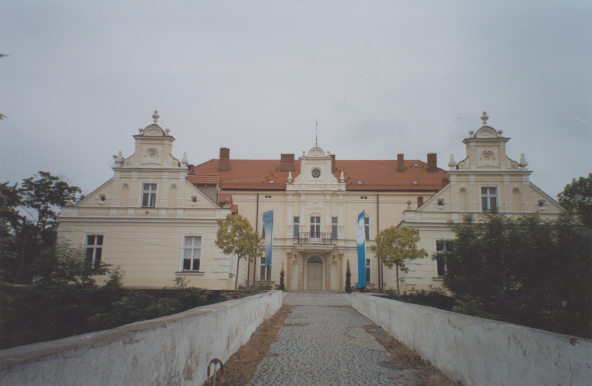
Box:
[152, 110, 160, 123]
[315, 120, 318, 147]
[481, 111, 488, 126]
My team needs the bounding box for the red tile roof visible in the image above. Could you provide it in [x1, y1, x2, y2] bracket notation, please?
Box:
[191, 159, 447, 191]
[187, 174, 220, 186]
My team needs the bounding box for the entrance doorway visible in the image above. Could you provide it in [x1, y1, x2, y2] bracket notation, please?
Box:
[307, 256, 323, 290]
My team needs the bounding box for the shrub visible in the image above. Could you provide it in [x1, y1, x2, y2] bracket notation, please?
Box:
[345, 260, 352, 293]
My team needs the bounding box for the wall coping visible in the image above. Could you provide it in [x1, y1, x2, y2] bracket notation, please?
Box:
[0, 290, 279, 370]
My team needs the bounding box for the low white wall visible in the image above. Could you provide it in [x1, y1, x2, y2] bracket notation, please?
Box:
[352, 293, 592, 386]
[0, 290, 283, 386]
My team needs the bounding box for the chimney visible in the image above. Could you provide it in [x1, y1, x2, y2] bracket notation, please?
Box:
[418, 196, 424, 207]
[427, 153, 437, 172]
[219, 147, 230, 171]
[280, 154, 295, 172]
[330, 154, 336, 172]
[397, 154, 404, 172]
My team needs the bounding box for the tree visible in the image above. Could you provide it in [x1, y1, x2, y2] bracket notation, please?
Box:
[371, 226, 428, 294]
[0, 172, 82, 283]
[444, 211, 592, 338]
[279, 264, 285, 291]
[345, 260, 352, 293]
[558, 173, 592, 229]
[215, 214, 263, 289]
[20, 171, 83, 241]
[0, 182, 21, 280]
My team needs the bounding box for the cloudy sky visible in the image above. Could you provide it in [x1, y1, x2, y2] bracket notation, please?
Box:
[1, 0, 590, 198]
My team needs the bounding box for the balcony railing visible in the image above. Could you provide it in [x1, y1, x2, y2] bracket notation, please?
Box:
[297, 232, 334, 244]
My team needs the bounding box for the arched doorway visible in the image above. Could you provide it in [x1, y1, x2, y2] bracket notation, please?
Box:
[307, 256, 323, 290]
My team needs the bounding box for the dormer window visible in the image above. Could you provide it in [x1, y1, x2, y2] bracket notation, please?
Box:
[357, 181, 363, 185]
[311, 169, 321, 178]
[269, 180, 275, 184]
[412, 181, 418, 185]
[414, 164, 419, 167]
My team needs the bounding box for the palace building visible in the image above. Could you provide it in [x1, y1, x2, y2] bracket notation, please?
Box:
[57, 112, 562, 291]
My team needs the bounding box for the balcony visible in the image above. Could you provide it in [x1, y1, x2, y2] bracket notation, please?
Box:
[297, 232, 334, 245]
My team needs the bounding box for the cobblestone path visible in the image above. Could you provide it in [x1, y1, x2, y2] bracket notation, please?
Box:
[246, 291, 425, 386]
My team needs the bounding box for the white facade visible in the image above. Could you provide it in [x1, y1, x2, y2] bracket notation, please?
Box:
[58, 112, 242, 289]
[58, 112, 563, 291]
[397, 112, 563, 289]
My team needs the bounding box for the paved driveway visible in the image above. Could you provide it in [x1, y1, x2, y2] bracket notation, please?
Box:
[247, 291, 424, 386]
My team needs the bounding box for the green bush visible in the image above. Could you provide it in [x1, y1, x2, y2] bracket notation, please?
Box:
[0, 245, 240, 349]
[385, 286, 455, 311]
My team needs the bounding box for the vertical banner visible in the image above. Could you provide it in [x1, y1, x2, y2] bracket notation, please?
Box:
[263, 210, 274, 267]
[356, 211, 367, 288]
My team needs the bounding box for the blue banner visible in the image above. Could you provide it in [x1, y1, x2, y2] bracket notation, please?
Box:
[356, 211, 366, 288]
[263, 210, 274, 267]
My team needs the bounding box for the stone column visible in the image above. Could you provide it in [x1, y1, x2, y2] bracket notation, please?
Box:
[324, 252, 331, 290]
[298, 252, 305, 290]
[285, 251, 292, 291]
[338, 252, 344, 292]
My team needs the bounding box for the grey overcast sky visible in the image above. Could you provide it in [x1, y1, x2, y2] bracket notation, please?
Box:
[1, 0, 590, 197]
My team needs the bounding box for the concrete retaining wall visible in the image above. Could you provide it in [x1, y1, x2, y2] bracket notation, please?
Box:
[0, 290, 283, 386]
[352, 293, 592, 386]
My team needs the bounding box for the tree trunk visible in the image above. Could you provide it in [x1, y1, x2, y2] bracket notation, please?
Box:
[395, 262, 400, 294]
[235, 256, 241, 290]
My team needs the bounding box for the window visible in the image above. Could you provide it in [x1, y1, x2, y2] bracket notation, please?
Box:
[366, 258, 371, 283]
[183, 236, 201, 271]
[260, 257, 271, 281]
[293, 216, 300, 238]
[331, 217, 338, 239]
[310, 216, 321, 238]
[85, 235, 103, 269]
[364, 217, 370, 240]
[481, 187, 497, 211]
[142, 183, 157, 207]
[360, 196, 368, 199]
[435, 240, 453, 277]
[311, 168, 321, 178]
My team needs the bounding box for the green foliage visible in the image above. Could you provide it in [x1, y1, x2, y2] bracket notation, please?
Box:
[451, 294, 500, 319]
[20, 172, 82, 236]
[558, 173, 592, 229]
[345, 260, 352, 293]
[174, 276, 190, 289]
[279, 265, 285, 291]
[0, 244, 234, 349]
[444, 211, 592, 338]
[215, 214, 263, 289]
[385, 286, 455, 311]
[371, 226, 428, 293]
[0, 172, 83, 283]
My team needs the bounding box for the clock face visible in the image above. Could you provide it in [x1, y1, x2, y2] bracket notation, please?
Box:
[312, 168, 321, 178]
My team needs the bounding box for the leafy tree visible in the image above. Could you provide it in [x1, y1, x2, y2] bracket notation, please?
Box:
[345, 260, 352, 293]
[0, 182, 21, 280]
[444, 211, 592, 338]
[558, 173, 592, 229]
[215, 214, 263, 289]
[0, 172, 82, 283]
[371, 226, 428, 294]
[20, 171, 83, 240]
